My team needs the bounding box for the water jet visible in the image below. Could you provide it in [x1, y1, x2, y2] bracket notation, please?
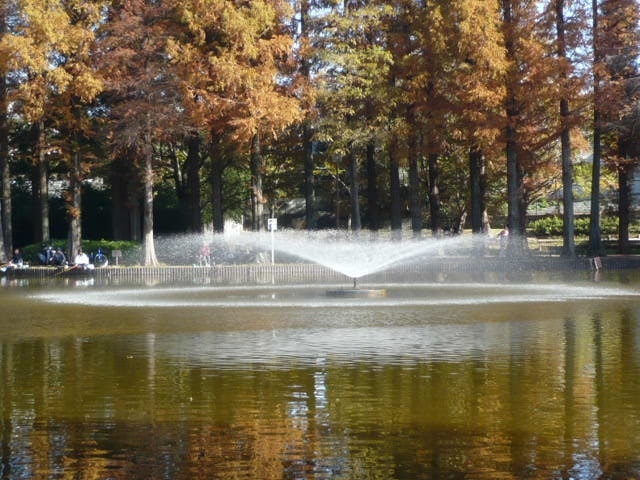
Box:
[222, 229, 472, 294]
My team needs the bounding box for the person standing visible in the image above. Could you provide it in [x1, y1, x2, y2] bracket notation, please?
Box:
[198, 243, 211, 266]
[498, 225, 509, 256]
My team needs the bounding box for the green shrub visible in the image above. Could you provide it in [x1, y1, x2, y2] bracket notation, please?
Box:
[576, 217, 619, 236]
[574, 218, 590, 236]
[529, 216, 564, 236]
[530, 216, 619, 237]
[601, 216, 619, 235]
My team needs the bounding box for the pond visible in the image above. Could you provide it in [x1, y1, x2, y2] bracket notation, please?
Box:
[1, 272, 640, 479]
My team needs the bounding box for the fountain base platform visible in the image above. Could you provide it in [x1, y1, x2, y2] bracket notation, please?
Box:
[326, 288, 387, 298]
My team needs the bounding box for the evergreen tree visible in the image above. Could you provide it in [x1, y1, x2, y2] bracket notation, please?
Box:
[313, 0, 392, 232]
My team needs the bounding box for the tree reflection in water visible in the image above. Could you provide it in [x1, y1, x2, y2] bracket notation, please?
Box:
[1, 282, 640, 479]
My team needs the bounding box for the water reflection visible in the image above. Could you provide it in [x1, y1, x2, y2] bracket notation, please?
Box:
[1, 280, 640, 479]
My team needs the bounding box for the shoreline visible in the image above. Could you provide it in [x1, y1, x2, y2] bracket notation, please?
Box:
[2, 255, 638, 285]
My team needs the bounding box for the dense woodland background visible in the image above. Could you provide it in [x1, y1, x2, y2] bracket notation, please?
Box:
[0, 0, 639, 265]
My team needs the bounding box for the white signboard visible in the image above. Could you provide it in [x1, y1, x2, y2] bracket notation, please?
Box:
[268, 218, 278, 231]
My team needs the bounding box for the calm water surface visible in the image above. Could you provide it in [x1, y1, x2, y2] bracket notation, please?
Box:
[1, 272, 640, 479]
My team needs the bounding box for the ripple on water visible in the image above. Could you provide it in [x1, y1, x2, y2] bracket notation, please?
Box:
[29, 281, 640, 309]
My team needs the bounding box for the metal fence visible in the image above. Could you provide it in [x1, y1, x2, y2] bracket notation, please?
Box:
[5, 255, 639, 286]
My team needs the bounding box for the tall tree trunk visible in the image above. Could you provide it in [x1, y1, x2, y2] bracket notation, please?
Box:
[32, 121, 49, 244]
[365, 142, 379, 231]
[560, 94, 575, 257]
[469, 147, 488, 256]
[210, 141, 225, 233]
[334, 162, 341, 229]
[0, 208, 4, 263]
[126, 161, 142, 243]
[111, 158, 127, 241]
[186, 132, 202, 233]
[0, 65, 9, 260]
[389, 138, 402, 238]
[169, 144, 189, 232]
[67, 103, 83, 260]
[171, 146, 185, 199]
[617, 166, 631, 254]
[111, 153, 141, 241]
[0, 2, 9, 260]
[556, 0, 575, 258]
[38, 147, 49, 244]
[211, 162, 224, 233]
[300, 0, 316, 231]
[503, 0, 526, 256]
[250, 134, 265, 231]
[142, 129, 158, 266]
[303, 125, 316, 230]
[408, 142, 422, 237]
[506, 109, 525, 254]
[588, 0, 603, 256]
[469, 147, 487, 234]
[348, 152, 361, 232]
[427, 153, 441, 237]
[67, 145, 82, 261]
[109, 155, 130, 240]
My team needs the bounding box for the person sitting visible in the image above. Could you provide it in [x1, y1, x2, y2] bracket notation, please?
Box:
[51, 248, 67, 267]
[74, 249, 93, 270]
[93, 248, 108, 267]
[9, 248, 24, 268]
[38, 245, 54, 265]
[1, 248, 25, 273]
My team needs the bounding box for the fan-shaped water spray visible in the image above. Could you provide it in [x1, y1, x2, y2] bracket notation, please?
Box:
[225, 230, 472, 279]
[154, 230, 473, 279]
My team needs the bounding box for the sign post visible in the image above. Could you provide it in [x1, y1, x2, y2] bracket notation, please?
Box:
[268, 218, 277, 285]
[267, 218, 277, 265]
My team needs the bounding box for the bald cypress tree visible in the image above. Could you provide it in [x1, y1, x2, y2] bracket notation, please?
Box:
[556, 0, 576, 257]
[98, 0, 183, 265]
[589, 0, 605, 256]
[54, 0, 105, 261]
[499, 0, 586, 256]
[4, 0, 105, 254]
[396, 0, 505, 237]
[0, 0, 9, 260]
[599, 0, 640, 253]
[169, 0, 301, 232]
[4, 0, 67, 244]
[440, 0, 506, 238]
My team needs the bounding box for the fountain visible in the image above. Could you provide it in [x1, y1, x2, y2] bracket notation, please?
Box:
[221, 229, 473, 296]
[7, 231, 640, 480]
